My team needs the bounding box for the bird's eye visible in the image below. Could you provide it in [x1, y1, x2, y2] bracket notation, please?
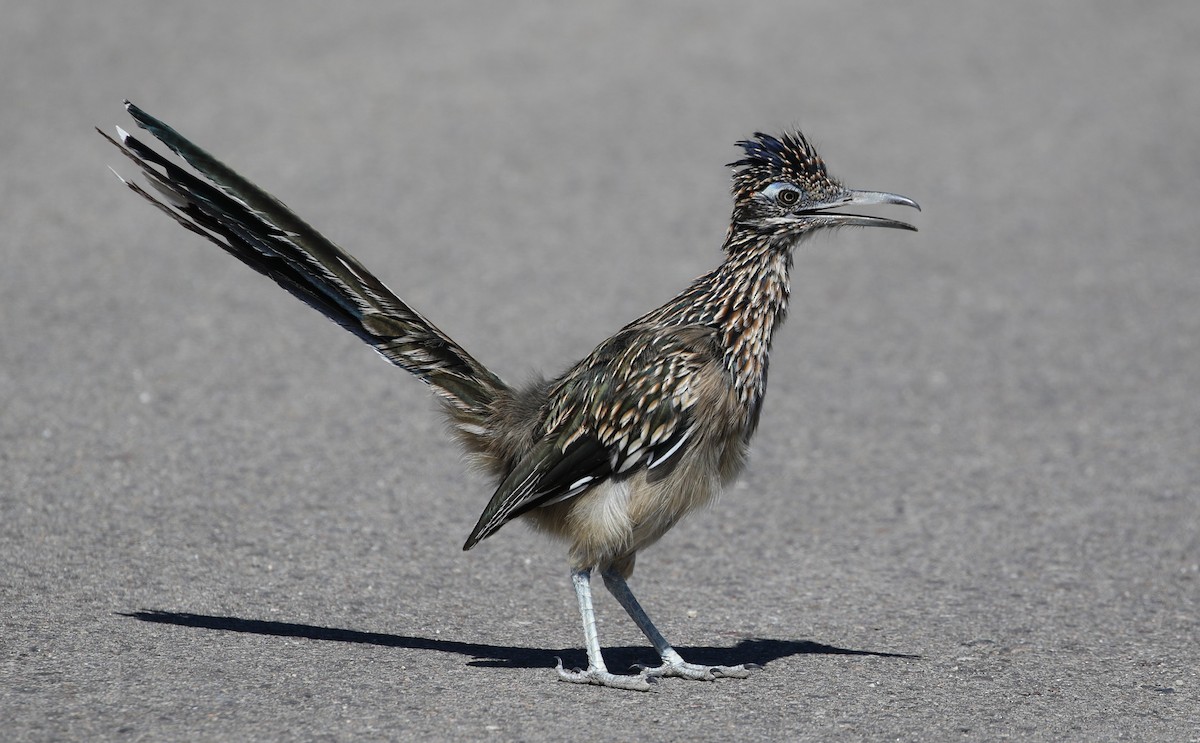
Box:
[763, 182, 802, 207]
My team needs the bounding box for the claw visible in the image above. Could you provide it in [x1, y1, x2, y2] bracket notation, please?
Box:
[639, 659, 757, 681]
[555, 657, 657, 692]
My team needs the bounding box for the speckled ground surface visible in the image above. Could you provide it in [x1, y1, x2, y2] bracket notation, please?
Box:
[3, 3, 1197, 740]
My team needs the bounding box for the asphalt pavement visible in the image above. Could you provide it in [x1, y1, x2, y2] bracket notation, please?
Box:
[2, 2, 1198, 740]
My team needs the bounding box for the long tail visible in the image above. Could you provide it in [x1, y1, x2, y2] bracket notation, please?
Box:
[101, 101, 507, 424]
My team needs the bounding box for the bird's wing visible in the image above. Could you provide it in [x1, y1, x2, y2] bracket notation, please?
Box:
[462, 323, 720, 549]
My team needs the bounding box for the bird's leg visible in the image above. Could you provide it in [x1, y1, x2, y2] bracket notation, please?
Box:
[556, 568, 654, 691]
[601, 570, 756, 682]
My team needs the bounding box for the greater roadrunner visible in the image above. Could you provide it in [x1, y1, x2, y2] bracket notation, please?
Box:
[102, 102, 918, 691]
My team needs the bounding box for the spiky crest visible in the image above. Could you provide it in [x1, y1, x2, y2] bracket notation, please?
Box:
[728, 131, 840, 205]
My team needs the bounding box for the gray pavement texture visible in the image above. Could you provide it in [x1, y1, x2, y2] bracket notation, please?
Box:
[2, 2, 1198, 741]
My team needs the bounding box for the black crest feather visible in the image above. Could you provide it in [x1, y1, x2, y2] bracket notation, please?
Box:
[728, 131, 837, 202]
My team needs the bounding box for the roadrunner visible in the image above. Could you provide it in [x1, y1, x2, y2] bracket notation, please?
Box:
[102, 102, 919, 691]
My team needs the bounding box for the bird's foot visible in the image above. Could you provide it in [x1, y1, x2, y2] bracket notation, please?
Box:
[634, 659, 760, 682]
[555, 657, 656, 692]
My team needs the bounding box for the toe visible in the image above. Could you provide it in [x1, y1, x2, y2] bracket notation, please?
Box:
[555, 658, 655, 691]
[640, 660, 758, 682]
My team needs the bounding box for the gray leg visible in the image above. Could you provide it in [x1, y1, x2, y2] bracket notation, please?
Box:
[601, 570, 756, 682]
[556, 568, 654, 691]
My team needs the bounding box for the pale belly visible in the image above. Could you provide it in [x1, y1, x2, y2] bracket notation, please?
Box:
[523, 429, 748, 573]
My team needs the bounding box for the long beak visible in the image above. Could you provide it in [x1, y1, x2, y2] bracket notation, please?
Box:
[804, 189, 921, 232]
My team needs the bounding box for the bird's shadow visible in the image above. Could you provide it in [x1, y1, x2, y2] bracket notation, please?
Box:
[119, 610, 917, 671]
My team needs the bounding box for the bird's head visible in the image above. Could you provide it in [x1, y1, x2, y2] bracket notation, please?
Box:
[726, 131, 919, 250]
